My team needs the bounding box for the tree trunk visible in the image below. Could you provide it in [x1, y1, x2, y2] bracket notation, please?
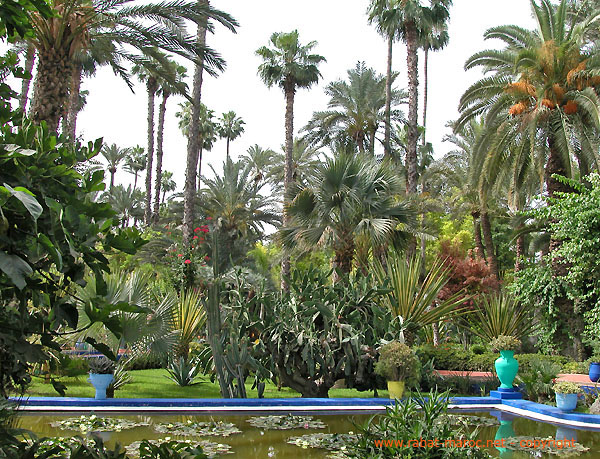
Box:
[183, 1, 208, 244]
[226, 137, 230, 161]
[384, 35, 393, 158]
[546, 135, 582, 358]
[432, 322, 440, 346]
[480, 210, 499, 280]
[153, 91, 169, 223]
[281, 80, 295, 291]
[422, 47, 429, 146]
[133, 172, 138, 190]
[144, 78, 157, 225]
[31, 47, 72, 133]
[332, 233, 355, 281]
[472, 211, 486, 259]
[405, 21, 419, 194]
[64, 64, 82, 141]
[197, 146, 204, 193]
[20, 45, 35, 112]
[515, 233, 525, 272]
[109, 170, 115, 192]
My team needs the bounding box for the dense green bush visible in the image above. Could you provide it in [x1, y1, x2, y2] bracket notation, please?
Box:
[128, 353, 166, 371]
[414, 344, 471, 371]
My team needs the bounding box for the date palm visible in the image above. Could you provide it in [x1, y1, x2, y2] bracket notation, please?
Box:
[106, 184, 143, 227]
[124, 146, 146, 190]
[281, 153, 415, 280]
[100, 143, 130, 192]
[256, 30, 326, 287]
[239, 144, 278, 185]
[218, 110, 245, 161]
[27, 0, 236, 133]
[176, 101, 218, 191]
[458, 0, 600, 199]
[153, 60, 187, 223]
[269, 138, 323, 194]
[368, 0, 451, 193]
[302, 62, 406, 155]
[160, 171, 176, 204]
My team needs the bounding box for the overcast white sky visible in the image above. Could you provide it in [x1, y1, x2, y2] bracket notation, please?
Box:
[66, 0, 536, 194]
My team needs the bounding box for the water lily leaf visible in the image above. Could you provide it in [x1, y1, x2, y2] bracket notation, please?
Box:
[247, 415, 326, 430]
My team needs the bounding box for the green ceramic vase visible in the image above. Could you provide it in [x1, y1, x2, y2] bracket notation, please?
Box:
[495, 350, 519, 390]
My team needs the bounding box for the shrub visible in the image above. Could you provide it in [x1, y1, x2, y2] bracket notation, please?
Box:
[375, 342, 419, 383]
[490, 335, 521, 353]
[470, 344, 487, 355]
[414, 344, 471, 371]
[128, 353, 166, 371]
[553, 381, 581, 394]
[466, 353, 497, 371]
[517, 358, 562, 403]
[562, 361, 587, 374]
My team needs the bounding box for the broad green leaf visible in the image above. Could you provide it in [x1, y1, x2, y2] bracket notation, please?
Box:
[84, 337, 117, 361]
[0, 251, 32, 289]
[3, 183, 42, 220]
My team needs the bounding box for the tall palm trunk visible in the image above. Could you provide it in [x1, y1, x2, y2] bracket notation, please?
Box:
[405, 21, 419, 194]
[20, 45, 35, 112]
[183, 0, 208, 244]
[384, 36, 393, 157]
[63, 64, 82, 141]
[109, 169, 116, 192]
[480, 210, 499, 280]
[31, 48, 73, 133]
[226, 137, 230, 161]
[153, 91, 169, 223]
[422, 47, 429, 145]
[144, 78, 158, 225]
[281, 78, 296, 291]
[197, 145, 204, 193]
[133, 172, 139, 190]
[515, 233, 525, 272]
[471, 211, 486, 259]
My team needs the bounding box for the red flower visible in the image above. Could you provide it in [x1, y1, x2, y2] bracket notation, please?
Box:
[204, 256, 210, 261]
[207, 217, 212, 220]
[193, 236, 198, 239]
[177, 254, 183, 257]
[194, 227, 201, 232]
[184, 259, 192, 264]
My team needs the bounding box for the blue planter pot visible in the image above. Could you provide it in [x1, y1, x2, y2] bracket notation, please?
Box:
[556, 392, 578, 411]
[89, 373, 113, 400]
[589, 362, 600, 382]
[495, 350, 519, 390]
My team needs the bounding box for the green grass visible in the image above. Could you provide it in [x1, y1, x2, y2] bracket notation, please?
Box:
[23, 369, 389, 399]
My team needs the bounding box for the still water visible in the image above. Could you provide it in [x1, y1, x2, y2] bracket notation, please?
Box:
[17, 410, 600, 458]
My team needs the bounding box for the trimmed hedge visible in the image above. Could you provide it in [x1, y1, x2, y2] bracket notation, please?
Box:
[415, 344, 575, 373]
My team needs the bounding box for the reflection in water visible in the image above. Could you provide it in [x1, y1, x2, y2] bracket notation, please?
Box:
[492, 410, 516, 458]
[556, 426, 578, 443]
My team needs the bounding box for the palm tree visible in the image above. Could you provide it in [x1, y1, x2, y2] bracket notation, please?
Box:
[269, 138, 323, 194]
[256, 30, 326, 287]
[132, 62, 160, 225]
[154, 60, 188, 223]
[160, 171, 177, 204]
[281, 153, 415, 280]
[27, 0, 235, 133]
[183, 0, 238, 245]
[367, 0, 403, 157]
[106, 184, 144, 227]
[124, 146, 146, 190]
[458, 0, 600, 200]
[218, 111, 245, 160]
[177, 101, 218, 192]
[419, 14, 450, 145]
[302, 62, 406, 155]
[368, 0, 451, 193]
[441, 119, 496, 270]
[239, 144, 278, 185]
[201, 158, 281, 272]
[100, 143, 130, 192]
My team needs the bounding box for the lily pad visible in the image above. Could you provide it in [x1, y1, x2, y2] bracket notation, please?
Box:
[126, 438, 232, 458]
[51, 415, 148, 432]
[504, 436, 590, 456]
[437, 414, 500, 427]
[247, 414, 326, 430]
[287, 433, 356, 452]
[153, 420, 241, 437]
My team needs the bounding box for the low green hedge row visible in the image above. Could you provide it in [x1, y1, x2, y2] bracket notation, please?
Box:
[414, 344, 577, 373]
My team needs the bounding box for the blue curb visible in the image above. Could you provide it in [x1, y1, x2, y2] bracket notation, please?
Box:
[502, 399, 600, 425]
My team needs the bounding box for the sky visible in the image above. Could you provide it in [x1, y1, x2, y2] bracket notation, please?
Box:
[63, 0, 537, 194]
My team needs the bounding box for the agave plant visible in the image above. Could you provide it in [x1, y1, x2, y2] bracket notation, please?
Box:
[171, 289, 206, 360]
[469, 292, 537, 341]
[165, 356, 201, 387]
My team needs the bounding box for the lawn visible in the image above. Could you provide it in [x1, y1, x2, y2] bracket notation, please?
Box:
[22, 369, 389, 399]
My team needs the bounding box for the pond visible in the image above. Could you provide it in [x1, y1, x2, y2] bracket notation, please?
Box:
[16, 410, 600, 458]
